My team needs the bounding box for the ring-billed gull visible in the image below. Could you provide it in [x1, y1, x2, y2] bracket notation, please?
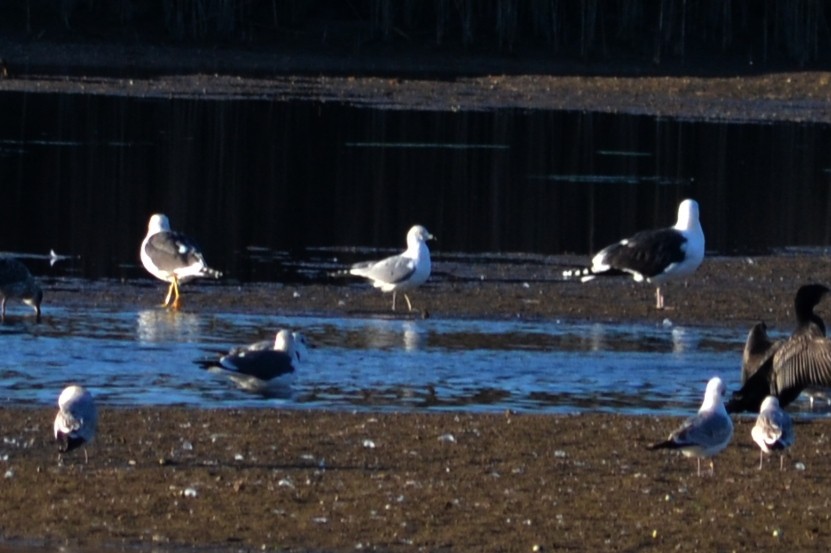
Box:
[0, 257, 42, 323]
[347, 225, 435, 312]
[727, 284, 831, 413]
[751, 396, 794, 470]
[200, 330, 308, 394]
[53, 385, 97, 463]
[140, 214, 222, 310]
[648, 376, 733, 476]
[563, 199, 705, 309]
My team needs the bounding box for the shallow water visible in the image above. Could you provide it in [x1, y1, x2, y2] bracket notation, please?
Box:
[0, 301, 763, 417]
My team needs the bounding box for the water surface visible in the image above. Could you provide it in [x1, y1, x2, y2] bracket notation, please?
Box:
[0, 304, 752, 417]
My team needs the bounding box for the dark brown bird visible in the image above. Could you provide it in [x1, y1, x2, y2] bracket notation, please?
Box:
[727, 284, 831, 413]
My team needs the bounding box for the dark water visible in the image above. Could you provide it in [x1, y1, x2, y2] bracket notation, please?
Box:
[1, 92, 831, 283]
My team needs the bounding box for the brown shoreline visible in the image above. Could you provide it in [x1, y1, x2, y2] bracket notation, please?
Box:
[1, 38, 831, 123]
[1, 407, 829, 552]
[44, 253, 831, 330]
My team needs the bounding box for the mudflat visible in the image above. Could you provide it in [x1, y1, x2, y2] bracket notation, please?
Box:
[2, 253, 831, 551]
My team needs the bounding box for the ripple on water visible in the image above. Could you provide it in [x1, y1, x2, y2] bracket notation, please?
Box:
[0, 304, 768, 417]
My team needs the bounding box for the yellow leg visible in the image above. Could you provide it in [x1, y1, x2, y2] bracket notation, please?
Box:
[162, 281, 175, 307]
[162, 278, 181, 309]
[171, 278, 182, 310]
[391, 291, 397, 311]
[404, 294, 413, 312]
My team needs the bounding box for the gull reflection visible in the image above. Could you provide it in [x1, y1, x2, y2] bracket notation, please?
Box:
[136, 309, 202, 343]
[402, 321, 426, 352]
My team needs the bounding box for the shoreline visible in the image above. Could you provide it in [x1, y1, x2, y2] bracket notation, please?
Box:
[1, 38, 830, 123]
[0, 407, 828, 552]
[40, 253, 831, 330]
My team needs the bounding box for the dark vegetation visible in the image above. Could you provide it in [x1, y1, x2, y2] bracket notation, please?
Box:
[5, 0, 831, 68]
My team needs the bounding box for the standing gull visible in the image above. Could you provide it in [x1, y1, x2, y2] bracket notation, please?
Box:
[347, 225, 435, 312]
[727, 284, 831, 413]
[53, 385, 97, 463]
[564, 199, 705, 309]
[199, 329, 308, 394]
[140, 214, 222, 309]
[0, 257, 42, 322]
[648, 376, 733, 476]
[751, 396, 794, 470]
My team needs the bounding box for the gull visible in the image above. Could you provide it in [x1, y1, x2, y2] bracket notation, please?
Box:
[648, 376, 733, 476]
[347, 225, 435, 312]
[563, 199, 705, 309]
[53, 385, 97, 463]
[751, 396, 794, 470]
[200, 330, 308, 394]
[140, 214, 222, 309]
[727, 283, 831, 413]
[0, 257, 42, 322]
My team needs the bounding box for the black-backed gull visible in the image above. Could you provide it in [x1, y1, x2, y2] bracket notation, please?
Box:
[200, 329, 308, 394]
[565, 199, 705, 309]
[140, 214, 222, 309]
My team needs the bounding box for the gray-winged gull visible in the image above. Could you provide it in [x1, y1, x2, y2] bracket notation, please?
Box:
[140, 213, 222, 309]
[727, 284, 831, 413]
[648, 376, 733, 476]
[751, 395, 794, 470]
[564, 199, 705, 309]
[200, 329, 308, 393]
[348, 225, 435, 312]
[53, 385, 97, 462]
[0, 257, 42, 322]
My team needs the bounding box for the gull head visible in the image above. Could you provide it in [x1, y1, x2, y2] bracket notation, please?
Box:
[674, 199, 700, 231]
[407, 225, 436, 248]
[22, 283, 43, 321]
[147, 213, 172, 234]
[701, 376, 726, 410]
[274, 329, 309, 362]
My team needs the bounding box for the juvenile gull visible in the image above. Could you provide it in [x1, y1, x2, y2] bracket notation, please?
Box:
[648, 376, 733, 476]
[0, 257, 42, 322]
[751, 396, 794, 470]
[727, 284, 831, 413]
[347, 225, 435, 312]
[140, 214, 222, 309]
[564, 199, 705, 309]
[53, 385, 97, 463]
[200, 330, 308, 393]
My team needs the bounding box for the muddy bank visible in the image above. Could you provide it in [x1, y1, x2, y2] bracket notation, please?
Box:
[1, 37, 831, 123]
[0, 407, 828, 552]
[43, 253, 831, 331]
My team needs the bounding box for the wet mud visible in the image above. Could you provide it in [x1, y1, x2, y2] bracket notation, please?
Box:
[0, 407, 829, 552]
[3, 253, 831, 551]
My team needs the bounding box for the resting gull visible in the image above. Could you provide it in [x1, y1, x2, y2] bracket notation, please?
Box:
[563, 199, 705, 309]
[140, 213, 222, 309]
[727, 283, 831, 413]
[347, 225, 435, 312]
[648, 376, 733, 476]
[200, 329, 308, 393]
[751, 396, 794, 470]
[53, 385, 97, 463]
[0, 257, 42, 322]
